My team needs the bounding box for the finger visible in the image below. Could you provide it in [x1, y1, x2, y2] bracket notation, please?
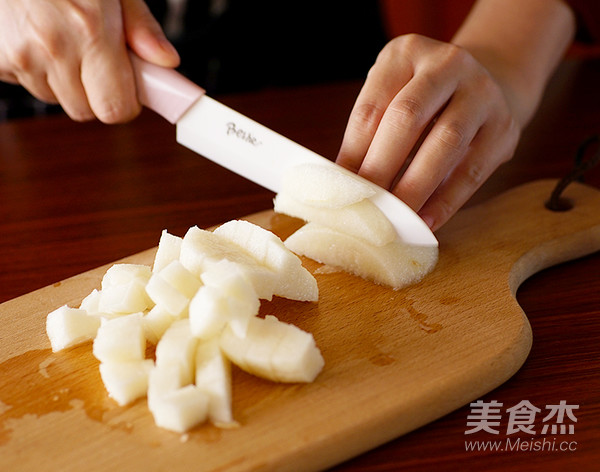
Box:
[80, 43, 141, 124]
[122, 0, 180, 67]
[357, 69, 459, 191]
[47, 60, 95, 121]
[417, 117, 520, 231]
[335, 35, 425, 174]
[1, 45, 58, 104]
[0, 70, 19, 84]
[12, 70, 58, 104]
[391, 88, 487, 211]
[335, 66, 410, 173]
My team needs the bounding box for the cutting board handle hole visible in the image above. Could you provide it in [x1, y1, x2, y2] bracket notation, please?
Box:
[545, 197, 573, 212]
[545, 134, 600, 212]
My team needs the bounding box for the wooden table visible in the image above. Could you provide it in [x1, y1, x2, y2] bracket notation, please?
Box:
[1, 57, 598, 471]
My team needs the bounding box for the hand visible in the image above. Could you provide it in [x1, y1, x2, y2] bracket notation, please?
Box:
[336, 34, 521, 231]
[0, 0, 179, 123]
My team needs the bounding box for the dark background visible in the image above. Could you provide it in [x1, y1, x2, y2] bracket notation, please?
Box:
[0, 1, 389, 120]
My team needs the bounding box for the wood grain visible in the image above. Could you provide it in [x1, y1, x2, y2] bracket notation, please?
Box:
[0, 179, 598, 472]
[1, 57, 599, 470]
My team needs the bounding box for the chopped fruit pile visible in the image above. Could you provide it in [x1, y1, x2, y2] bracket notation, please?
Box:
[46, 220, 322, 433]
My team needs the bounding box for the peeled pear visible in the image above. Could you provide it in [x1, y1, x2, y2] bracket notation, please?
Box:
[284, 222, 438, 290]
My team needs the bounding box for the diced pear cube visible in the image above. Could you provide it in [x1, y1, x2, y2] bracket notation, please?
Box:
[189, 260, 260, 339]
[101, 263, 152, 289]
[145, 273, 190, 317]
[159, 260, 202, 299]
[146, 259, 202, 318]
[180, 225, 256, 275]
[92, 313, 145, 363]
[155, 319, 198, 386]
[80, 289, 121, 322]
[148, 361, 210, 432]
[200, 258, 253, 294]
[147, 362, 187, 407]
[79, 289, 101, 313]
[195, 339, 234, 425]
[189, 285, 229, 339]
[99, 359, 154, 406]
[98, 278, 154, 315]
[143, 305, 175, 344]
[213, 220, 318, 301]
[46, 305, 101, 352]
[148, 385, 209, 433]
[153, 230, 182, 273]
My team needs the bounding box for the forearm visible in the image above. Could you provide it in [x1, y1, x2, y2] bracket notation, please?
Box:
[452, 0, 576, 127]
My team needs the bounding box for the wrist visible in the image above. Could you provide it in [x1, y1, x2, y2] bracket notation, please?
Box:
[451, 0, 575, 127]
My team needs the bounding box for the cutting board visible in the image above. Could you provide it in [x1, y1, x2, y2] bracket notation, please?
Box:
[1, 179, 600, 472]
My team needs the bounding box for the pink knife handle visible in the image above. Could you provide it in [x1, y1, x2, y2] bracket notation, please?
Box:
[129, 53, 205, 124]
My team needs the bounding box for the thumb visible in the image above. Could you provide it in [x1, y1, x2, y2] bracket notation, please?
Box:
[121, 0, 180, 68]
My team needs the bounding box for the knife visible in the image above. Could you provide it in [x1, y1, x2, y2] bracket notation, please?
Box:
[130, 54, 438, 247]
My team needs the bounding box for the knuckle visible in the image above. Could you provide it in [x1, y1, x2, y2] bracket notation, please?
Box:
[70, 4, 103, 38]
[431, 194, 456, 224]
[376, 33, 424, 64]
[358, 162, 390, 190]
[439, 43, 471, 68]
[391, 33, 425, 53]
[464, 162, 487, 188]
[5, 46, 33, 72]
[352, 101, 384, 131]
[435, 121, 468, 152]
[398, 175, 423, 201]
[38, 31, 64, 59]
[388, 97, 425, 131]
[27, 16, 69, 60]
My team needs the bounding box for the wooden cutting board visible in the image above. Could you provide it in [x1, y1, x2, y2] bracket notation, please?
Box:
[1, 179, 600, 472]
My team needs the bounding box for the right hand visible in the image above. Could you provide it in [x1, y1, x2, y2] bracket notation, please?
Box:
[0, 0, 179, 123]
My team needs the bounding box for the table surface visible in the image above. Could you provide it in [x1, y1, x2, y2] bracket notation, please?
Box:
[1, 57, 599, 471]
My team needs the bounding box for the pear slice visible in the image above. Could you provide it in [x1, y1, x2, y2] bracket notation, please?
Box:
[284, 222, 438, 290]
[220, 315, 324, 383]
[274, 192, 396, 247]
[279, 162, 375, 208]
[213, 219, 318, 301]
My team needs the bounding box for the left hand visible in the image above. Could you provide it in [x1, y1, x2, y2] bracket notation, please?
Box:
[335, 34, 520, 231]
